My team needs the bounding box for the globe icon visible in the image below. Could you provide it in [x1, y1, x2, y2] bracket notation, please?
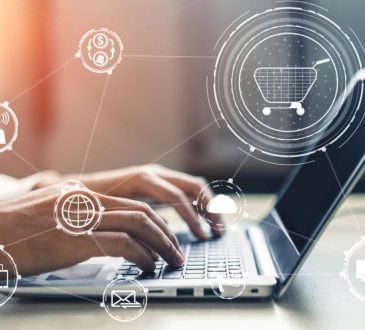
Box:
[61, 194, 96, 228]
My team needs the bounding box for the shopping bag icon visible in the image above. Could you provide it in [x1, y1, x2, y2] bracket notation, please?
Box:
[0, 264, 9, 289]
[0, 129, 6, 145]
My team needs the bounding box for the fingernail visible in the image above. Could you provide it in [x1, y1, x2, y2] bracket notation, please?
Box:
[214, 226, 224, 237]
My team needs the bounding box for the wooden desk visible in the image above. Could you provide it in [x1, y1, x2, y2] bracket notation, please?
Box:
[1, 195, 365, 330]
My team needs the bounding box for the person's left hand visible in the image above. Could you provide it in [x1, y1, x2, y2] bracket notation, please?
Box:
[36, 165, 224, 240]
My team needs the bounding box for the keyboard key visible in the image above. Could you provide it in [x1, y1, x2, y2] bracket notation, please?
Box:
[207, 260, 226, 267]
[138, 270, 160, 280]
[208, 264, 226, 269]
[227, 263, 241, 268]
[229, 270, 242, 275]
[208, 261, 225, 265]
[187, 257, 205, 262]
[208, 268, 226, 272]
[119, 264, 131, 270]
[165, 266, 184, 271]
[127, 270, 141, 275]
[185, 269, 205, 274]
[228, 266, 241, 270]
[189, 254, 205, 258]
[185, 274, 205, 279]
[208, 257, 226, 261]
[187, 262, 205, 266]
[208, 273, 227, 278]
[186, 266, 205, 270]
[163, 271, 182, 279]
[116, 270, 129, 275]
[208, 270, 226, 275]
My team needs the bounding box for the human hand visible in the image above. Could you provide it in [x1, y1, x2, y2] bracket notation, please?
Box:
[34, 165, 224, 240]
[0, 181, 184, 277]
[78, 165, 224, 239]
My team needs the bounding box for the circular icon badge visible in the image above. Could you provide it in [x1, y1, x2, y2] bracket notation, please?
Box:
[193, 179, 247, 231]
[101, 278, 148, 322]
[54, 186, 104, 236]
[76, 28, 123, 75]
[0, 246, 20, 307]
[340, 238, 365, 301]
[209, 7, 364, 165]
[0, 102, 18, 154]
[208, 233, 248, 299]
[210, 273, 248, 300]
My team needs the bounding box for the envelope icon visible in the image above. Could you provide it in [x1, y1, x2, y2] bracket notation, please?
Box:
[111, 290, 142, 309]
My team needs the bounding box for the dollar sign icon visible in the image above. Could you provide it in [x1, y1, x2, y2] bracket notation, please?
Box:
[97, 35, 105, 46]
[93, 33, 108, 49]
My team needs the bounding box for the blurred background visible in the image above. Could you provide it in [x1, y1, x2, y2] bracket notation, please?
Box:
[0, 0, 364, 192]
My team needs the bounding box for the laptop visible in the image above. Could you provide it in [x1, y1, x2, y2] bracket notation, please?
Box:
[11, 69, 365, 300]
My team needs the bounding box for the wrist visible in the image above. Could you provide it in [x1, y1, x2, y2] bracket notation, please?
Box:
[27, 171, 62, 190]
[79, 167, 138, 196]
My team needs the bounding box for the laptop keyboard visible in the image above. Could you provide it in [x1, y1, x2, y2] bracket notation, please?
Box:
[114, 232, 245, 281]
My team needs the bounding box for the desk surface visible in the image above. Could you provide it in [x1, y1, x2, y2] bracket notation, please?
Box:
[1, 195, 365, 330]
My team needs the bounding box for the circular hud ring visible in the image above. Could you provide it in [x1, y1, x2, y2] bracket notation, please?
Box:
[341, 239, 365, 302]
[54, 187, 104, 236]
[194, 179, 247, 231]
[211, 7, 364, 164]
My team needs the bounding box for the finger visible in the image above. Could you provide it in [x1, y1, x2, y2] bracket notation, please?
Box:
[138, 175, 207, 240]
[97, 211, 185, 267]
[89, 232, 156, 272]
[155, 169, 225, 236]
[97, 195, 182, 252]
[138, 240, 160, 261]
[151, 166, 204, 197]
[150, 250, 160, 261]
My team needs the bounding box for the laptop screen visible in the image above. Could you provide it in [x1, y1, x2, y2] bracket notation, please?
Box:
[261, 73, 365, 293]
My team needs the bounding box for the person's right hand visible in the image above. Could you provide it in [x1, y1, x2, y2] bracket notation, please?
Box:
[0, 181, 184, 278]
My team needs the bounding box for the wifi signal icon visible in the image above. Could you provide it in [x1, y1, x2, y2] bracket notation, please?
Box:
[1, 111, 10, 126]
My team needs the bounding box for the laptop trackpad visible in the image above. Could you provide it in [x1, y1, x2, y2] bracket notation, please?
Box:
[45, 264, 104, 281]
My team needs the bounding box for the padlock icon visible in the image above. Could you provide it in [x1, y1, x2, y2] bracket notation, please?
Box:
[0, 264, 9, 288]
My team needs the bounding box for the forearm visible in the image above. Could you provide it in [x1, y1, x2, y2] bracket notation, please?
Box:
[32, 167, 137, 196]
[0, 171, 60, 201]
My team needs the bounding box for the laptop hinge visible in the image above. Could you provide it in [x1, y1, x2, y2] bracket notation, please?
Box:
[248, 225, 278, 278]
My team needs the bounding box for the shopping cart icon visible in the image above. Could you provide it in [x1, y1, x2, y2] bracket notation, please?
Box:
[254, 58, 330, 116]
